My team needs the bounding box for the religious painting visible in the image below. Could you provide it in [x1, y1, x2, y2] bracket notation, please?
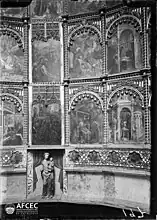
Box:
[1, 8, 24, 17]
[68, 0, 105, 15]
[30, 0, 63, 19]
[32, 38, 61, 83]
[1, 100, 23, 146]
[32, 91, 61, 145]
[108, 34, 119, 74]
[119, 29, 135, 72]
[70, 98, 103, 144]
[0, 35, 24, 82]
[27, 150, 64, 200]
[69, 34, 102, 79]
[108, 90, 144, 144]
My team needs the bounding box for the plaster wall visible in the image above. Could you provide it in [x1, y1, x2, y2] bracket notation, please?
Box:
[0, 173, 26, 203]
[67, 172, 150, 210]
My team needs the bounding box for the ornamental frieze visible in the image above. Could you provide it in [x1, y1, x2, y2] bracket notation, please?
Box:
[66, 148, 150, 170]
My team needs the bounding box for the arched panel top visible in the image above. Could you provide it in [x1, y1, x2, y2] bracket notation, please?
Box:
[1, 93, 23, 112]
[68, 24, 102, 47]
[0, 28, 24, 49]
[107, 86, 144, 108]
[69, 91, 104, 112]
[106, 15, 141, 40]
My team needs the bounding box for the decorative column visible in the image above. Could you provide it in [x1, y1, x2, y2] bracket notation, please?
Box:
[100, 8, 108, 146]
[23, 16, 29, 145]
[62, 16, 70, 145]
[141, 7, 150, 144]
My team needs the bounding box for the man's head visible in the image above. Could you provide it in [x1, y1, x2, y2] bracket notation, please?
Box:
[44, 152, 49, 159]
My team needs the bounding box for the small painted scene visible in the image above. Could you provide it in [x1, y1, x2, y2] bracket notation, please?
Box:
[32, 38, 61, 83]
[0, 8, 25, 17]
[27, 150, 64, 200]
[108, 28, 141, 74]
[69, 33, 102, 79]
[0, 35, 24, 82]
[108, 89, 144, 144]
[30, 0, 63, 19]
[70, 98, 103, 144]
[0, 99, 23, 146]
[68, 0, 105, 15]
[32, 93, 61, 145]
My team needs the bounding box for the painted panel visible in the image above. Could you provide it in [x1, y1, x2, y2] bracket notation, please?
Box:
[27, 150, 64, 199]
[1, 8, 24, 17]
[69, 34, 102, 79]
[108, 34, 119, 74]
[70, 99, 103, 144]
[32, 87, 61, 145]
[32, 38, 61, 83]
[0, 35, 24, 82]
[1, 100, 23, 146]
[30, 0, 63, 19]
[68, 0, 104, 15]
[108, 90, 144, 144]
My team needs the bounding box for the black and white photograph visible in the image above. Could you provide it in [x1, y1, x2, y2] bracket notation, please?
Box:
[0, 0, 156, 219]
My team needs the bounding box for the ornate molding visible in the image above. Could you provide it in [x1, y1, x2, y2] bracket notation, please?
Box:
[66, 148, 150, 171]
[107, 15, 141, 39]
[1, 93, 23, 112]
[68, 24, 102, 47]
[0, 149, 26, 169]
[107, 86, 144, 108]
[69, 91, 104, 112]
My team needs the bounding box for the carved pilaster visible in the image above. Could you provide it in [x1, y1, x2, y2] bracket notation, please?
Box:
[23, 18, 29, 82]
[141, 8, 150, 144]
[62, 18, 69, 79]
[63, 169, 68, 194]
[102, 81, 108, 146]
[64, 83, 70, 145]
[23, 83, 29, 145]
[100, 9, 108, 146]
[143, 73, 150, 144]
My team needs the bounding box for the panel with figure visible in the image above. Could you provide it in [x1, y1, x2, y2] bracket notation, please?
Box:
[0, 35, 24, 82]
[32, 38, 61, 83]
[69, 33, 102, 79]
[1, 99, 23, 146]
[27, 150, 64, 199]
[70, 95, 103, 144]
[30, 0, 63, 19]
[108, 88, 144, 144]
[32, 87, 61, 145]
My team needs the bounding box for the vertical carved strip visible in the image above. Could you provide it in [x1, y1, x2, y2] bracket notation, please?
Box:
[63, 169, 68, 194]
[63, 19, 69, 79]
[141, 8, 150, 144]
[62, 17, 70, 145]
[64, 84, 70, 145]
[23, 18, 29, 145]
[100, 10, 108, 146]
[23, 84, 29, 145]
